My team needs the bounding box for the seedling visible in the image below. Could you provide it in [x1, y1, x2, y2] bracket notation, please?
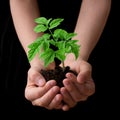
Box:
[28, 17, 80, 69]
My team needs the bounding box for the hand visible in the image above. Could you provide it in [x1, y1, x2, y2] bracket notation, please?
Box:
[24, 64, 64, 110]
[59, 54, 95, 111]
[24, 56, 95, 111]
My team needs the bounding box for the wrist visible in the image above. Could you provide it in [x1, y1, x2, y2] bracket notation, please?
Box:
[29, 54, 56, 70]
[65, 53, 89, 63]
[77, 54, 89, 62]
[29, 55, 44, 70]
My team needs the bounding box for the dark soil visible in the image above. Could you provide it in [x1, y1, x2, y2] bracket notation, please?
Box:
[40, 66, 77, 87]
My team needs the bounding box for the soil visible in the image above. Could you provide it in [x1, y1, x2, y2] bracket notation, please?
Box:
[40, 66, 77, 87]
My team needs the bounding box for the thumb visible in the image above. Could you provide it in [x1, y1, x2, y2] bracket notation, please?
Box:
[77, 71, 91, 84]
[28, 67, 46, 86]
[34, 74, 46, 87]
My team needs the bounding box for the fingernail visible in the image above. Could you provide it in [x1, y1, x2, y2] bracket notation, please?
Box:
[38, 79, 45, 86]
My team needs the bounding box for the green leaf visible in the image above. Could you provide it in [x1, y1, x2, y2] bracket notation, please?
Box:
[56, 41, 65, 49]
[42, 40, 50, 51]
[46, 18, 52, 25]
[49, 39, 56, 46]
[28, 42, 41, 61]
[64, 40, 80, 59]
[55, 49, 66, 62]
[35, 17, 47, 24]
[71, 44, 80, 59]
[40, 49, 55, 67]
[65, 45, 72, 53]
[49, 18, 64, 29]
[67, 39, 79, 44]
[42, 33, 51, 40]
[65, 33, 77, 40]
[53, 29, 67, 40]
[34, 24, 47, 33]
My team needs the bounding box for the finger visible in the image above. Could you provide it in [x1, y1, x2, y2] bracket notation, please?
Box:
[64, 74, 89, 102]
[25, 80, 56, 101]
[68, 73, 95, 95]
[69, 73, 95, 96]
[60, 87, 77, 107]
[47, 94, 63, 110]
[77, 66, 92, 84]
[33, 75, 46, 87]
[28, 68, 46, 86]
[63, 78, 85, 102]
[77, 62, 92, 83]
[32, 86, 60, 108]
[84, 79, 95, 96]
[62, 104, 70, 111]
[75, 78, 95, 96]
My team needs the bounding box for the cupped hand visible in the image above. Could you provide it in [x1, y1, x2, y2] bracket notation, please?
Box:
[24, 64, 63, 110]
[60, 54, 95, 111]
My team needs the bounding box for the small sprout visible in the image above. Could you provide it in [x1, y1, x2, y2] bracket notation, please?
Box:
[28, 17, 80, 68]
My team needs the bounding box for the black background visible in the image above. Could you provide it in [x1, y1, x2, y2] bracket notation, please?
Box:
[0, 0, 118, 118]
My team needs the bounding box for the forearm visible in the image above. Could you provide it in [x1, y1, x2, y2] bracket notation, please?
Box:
[10, 0, 43, 67]
[74, 0, 111, 61]
[10, 0, 40, 53]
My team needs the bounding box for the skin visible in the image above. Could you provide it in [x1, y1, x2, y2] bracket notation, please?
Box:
[10, 0, 111, 111]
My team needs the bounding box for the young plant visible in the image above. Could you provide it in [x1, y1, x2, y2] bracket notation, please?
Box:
[28, 17, 80, 69]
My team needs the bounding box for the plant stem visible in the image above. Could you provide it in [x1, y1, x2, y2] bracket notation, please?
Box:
[62, 61, 65, 70]
[48, 29, 54, 40]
